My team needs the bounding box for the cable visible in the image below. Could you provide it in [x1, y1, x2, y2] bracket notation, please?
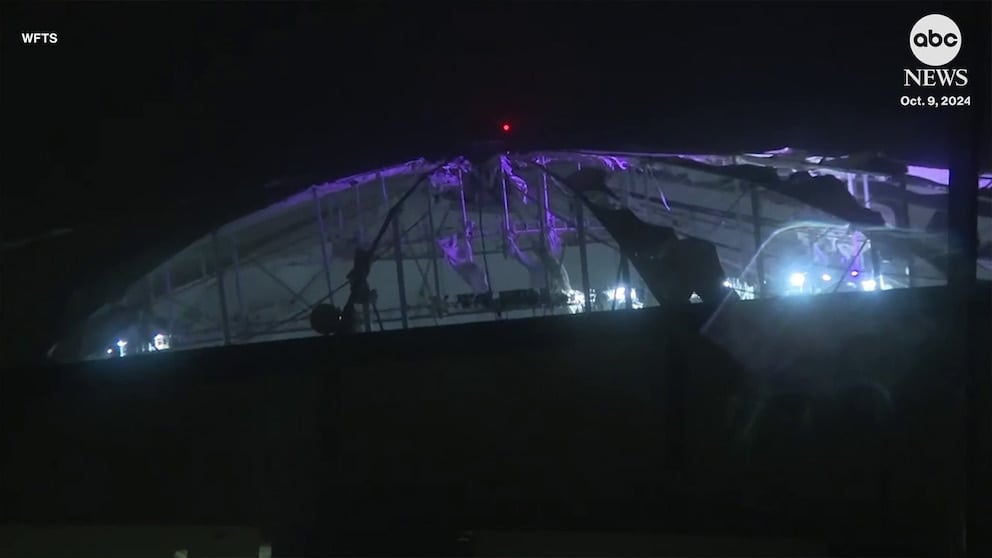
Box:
[516, 169, 620, 249]
[372, 303, 385, 332]
[477, 180, 497, 317]
[830, 238, 869, 294]
[611, 257, 624, 311]
[339, 160, 453, 333]
[248, 279, 351, 341]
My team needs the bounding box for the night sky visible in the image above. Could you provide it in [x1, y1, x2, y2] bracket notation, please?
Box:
[1, 1, 988, 365]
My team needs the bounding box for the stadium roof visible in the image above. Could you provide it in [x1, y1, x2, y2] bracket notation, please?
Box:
[49, 147, 991, 362]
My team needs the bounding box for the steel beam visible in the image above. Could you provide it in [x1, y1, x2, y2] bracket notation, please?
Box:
[896, 174, 916, 287]
[425, 184, 444, 316]
[458, 170, 470, 232]
[355, 180, 365, 243]
[620, 253, 632, 309]
[157, 290, 223, 331]
[211, 231, 232, 346]
[538, 160, 552, 294]
[231, 236, 247, 333]
[164, 264, 175, 332]
[945, 20, 986, 550]
[391, 216, 410, 329]
[575, 164, 593, 313]
[749, 186, 766, 297]
[313, 188, 335, 305]
[251, 260, 312, 311]
[862, 175, 882, 285]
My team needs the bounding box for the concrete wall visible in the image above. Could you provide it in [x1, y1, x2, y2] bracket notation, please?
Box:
[3, 286, 988, 555]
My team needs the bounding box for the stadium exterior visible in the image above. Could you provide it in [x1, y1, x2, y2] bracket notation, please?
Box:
[50, 147, 992, 362]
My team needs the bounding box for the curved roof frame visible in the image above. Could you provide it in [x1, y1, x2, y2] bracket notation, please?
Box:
[52, 147, 990, 362]
[220, 146, 989, 256]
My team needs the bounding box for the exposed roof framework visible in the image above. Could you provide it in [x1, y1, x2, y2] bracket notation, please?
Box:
[52, 148, 992, 362]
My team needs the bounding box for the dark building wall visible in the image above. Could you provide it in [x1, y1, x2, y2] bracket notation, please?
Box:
[1, 286, 988, 555]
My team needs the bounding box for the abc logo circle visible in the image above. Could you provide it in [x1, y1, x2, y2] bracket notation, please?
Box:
[910, 14, 961, 66]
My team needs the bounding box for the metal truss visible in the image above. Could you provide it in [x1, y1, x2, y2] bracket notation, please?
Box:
[71, 148, 968, 360]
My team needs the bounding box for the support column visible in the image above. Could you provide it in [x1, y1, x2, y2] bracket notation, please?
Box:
[897, 174, 915, 287]
[313, 188, 335, 304]
[846, 174, 865, 275]
[863, 175, 882, 284]
[356, 182, 372, 333]
[458, 170, 470, 231]
[945, 51, 983, 554]
[538, 159, 552, 294]
[355, 181, 364, 243]
[750, 185, 766, 297]
[500, 166, 512, 232]
[575, 163, 593, 313]
[391, 217, 410, 329]
[475, 176, 495, 305]
[211, 232, 232, 346]
[620, 254, 632, 309]
[165, 264, 175, 332]
[425, 184, 443, 316]
[869, 239, 882, 285]
[862, 174, 872, 209]
[231, 236, 247, 334]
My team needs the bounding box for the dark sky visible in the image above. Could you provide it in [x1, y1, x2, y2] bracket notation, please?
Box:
[1, 1, 988, 364]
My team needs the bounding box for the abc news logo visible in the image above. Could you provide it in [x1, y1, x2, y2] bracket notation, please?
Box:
[904, 14, 967, 87]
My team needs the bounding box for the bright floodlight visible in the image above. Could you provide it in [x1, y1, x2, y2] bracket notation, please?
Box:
[605, 285, 643, 308]
[566, 289, 586, 314]
[821, 273, 832, 282]
[789, 272, 806, 288]
[607, 286, 636, 301]
[153, 333, 170, 350]
[861, 279, 877, 291]
[115, 339, 127, 357]
[606, 286, 626, 301]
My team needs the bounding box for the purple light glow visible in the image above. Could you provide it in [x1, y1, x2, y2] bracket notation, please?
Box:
[222, 149, 989, 246]
[906, 165, 949, 185]
[905, 165, 992, 189]
[851, 270, 860, 277]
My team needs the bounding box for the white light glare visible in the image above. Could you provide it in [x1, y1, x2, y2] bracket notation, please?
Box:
[605, 285, 643, 309]
[606, 286, 634, 301]
[115, 339, 127, 357]
[789, 272, 806, 288]
[565, 289, 586, 314]
[861, 279, 877, 291]
[153, 333, 170, 350]
[821, 273, 832, 282]
[724, 277, 756, 300]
